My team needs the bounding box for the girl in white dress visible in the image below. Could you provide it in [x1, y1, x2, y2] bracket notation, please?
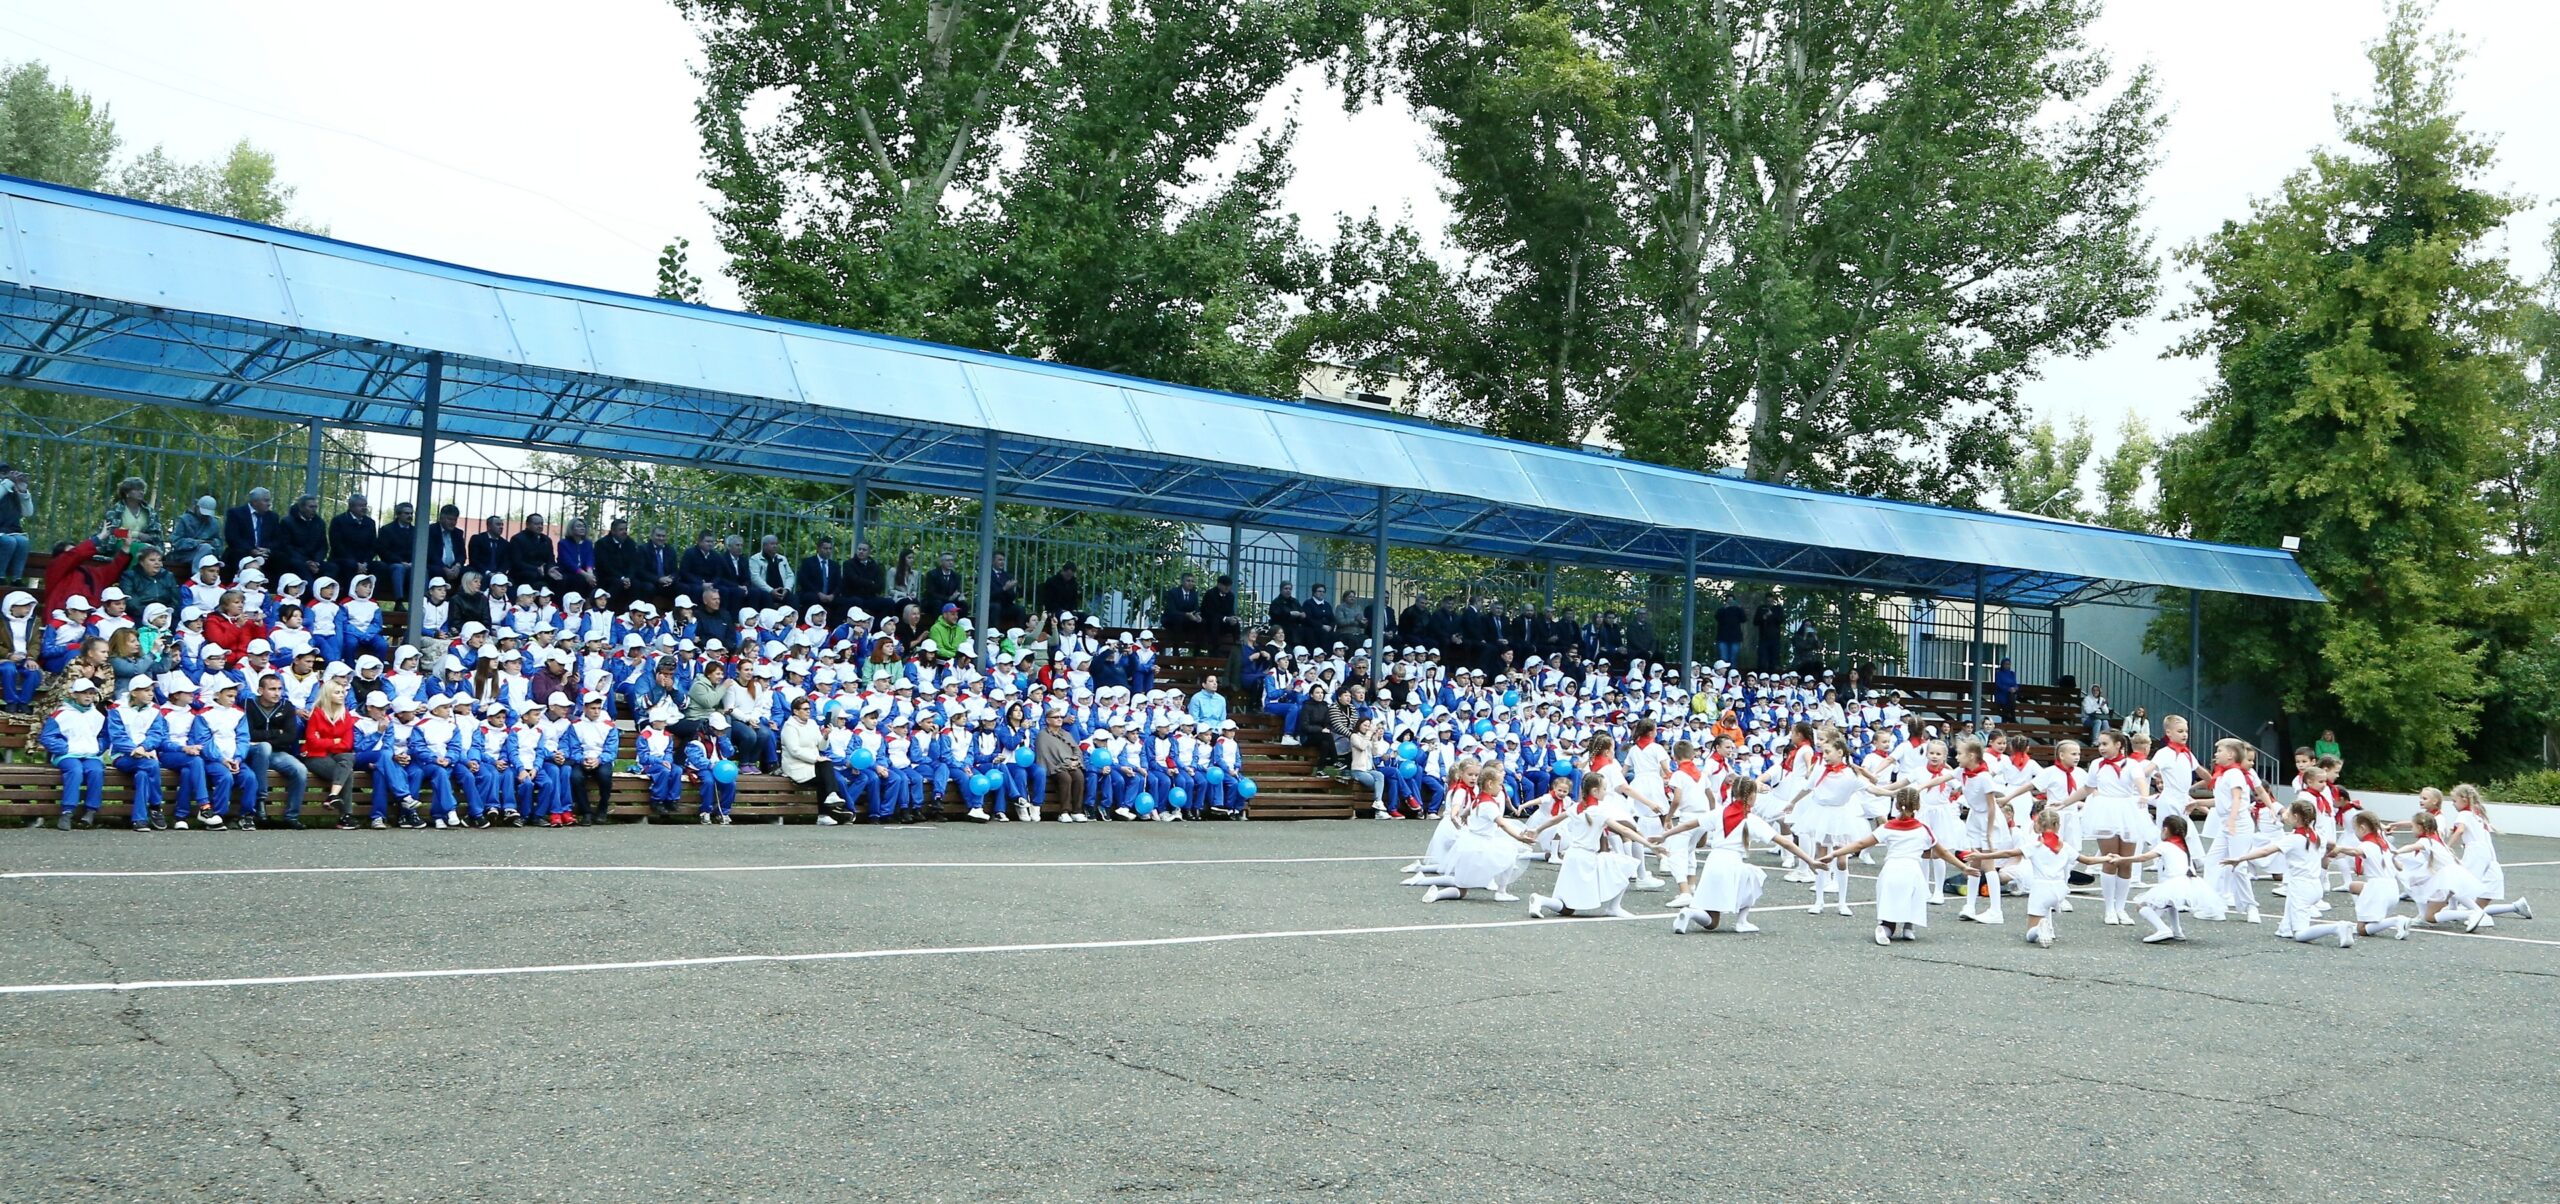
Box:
[2204, 740, 2269, 922]
[1404, 757, 1480, 885]
[1662, 779, 1820, 935]
[1822, 787, 1975, 946]
[2218, 800, 2354, 948]
[2083, 730, 2154, 927]
[1420, 768, 1535, 903]
[1525, 775, 1661, 919]
[1967, 805, 2113, 948]
[2446, 784, 2531, 924]
[1781, 737, 1868, 918]
[2340, 812, 2414, 941]
[1952, 739, 2017, 925]
[1764, 724, 1820, 882]
[1659, 740, 1718, 908]
[2106, 813, 2227, 943]
[2395, 810, 2502, 931]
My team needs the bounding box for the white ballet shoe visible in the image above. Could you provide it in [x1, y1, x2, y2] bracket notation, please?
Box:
[2143, 927, 2176, 944]
[2463, 909, 2486, 933]
[2058, 898, 2075, 912]
[2243, 907, 2262, 924]
[1421, 886, 1461, 902]
[2479, 914, 2497, 929]
[1671, 911, 1691, 935]
[2390, 916, 2411, 939]
[1978, 911, 2005, 926]
[1873, 926, 1893, 946]
[1731, 918, 1761, 934]
[1607, 903, 1635, 918]
[1399, 874, 1429, 886]
[1665, 893, 1693, 909]
[1834, 904, 1853, 918]
[2031, 925, 2054, 947]
[2336, 929, 2354, 948]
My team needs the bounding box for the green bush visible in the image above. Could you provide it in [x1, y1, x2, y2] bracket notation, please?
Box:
[2486, 771, 2560, 808]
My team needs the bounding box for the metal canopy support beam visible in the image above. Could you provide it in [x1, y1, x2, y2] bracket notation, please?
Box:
[1837, 588, 1852, 670]
[1969, 569, 1988, 730]
[1679, 534, 1699, 694]
[973, 436, 999, 666]
[850, 477, 870, 554]
[1370, 487, 1391, 685]
[304, 420, 325, 502]
[2187, 591, 2202, 717]
[404, 353, 443, 648]
[2049, 606, 2066, 688]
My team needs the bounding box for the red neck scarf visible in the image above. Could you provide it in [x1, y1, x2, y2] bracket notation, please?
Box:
[2099, 754, 2126, 772]
[2163, 835, 2187, 853]
[2293, 825, 2319, 845]
[1676, 761, 1702, 782]
[1721, 798, 1751, 835]
[2164, 741, 2190, 756]
[2039, 831, 2063, 853]
[2008, 752, 2032, 771]
[1590, 754, 1614, 772]
[1883, 817, 1923, 831]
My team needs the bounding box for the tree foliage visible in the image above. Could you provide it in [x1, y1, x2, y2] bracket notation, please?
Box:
[1997, 415, 2094, 520]
[1312, 0, 2162, 502]
[2146, 3, 2523, 781]
[2093, 415, 2158, 532]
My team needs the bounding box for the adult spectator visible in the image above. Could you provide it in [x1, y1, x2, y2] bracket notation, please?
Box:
[2314, 729, 2342, 761]
[1713, 595, 1747, 666]
[633, 526, 681, 604]
[594, 518, 641, 600]
[373, 502, 416, 599]
[677, 532, 725, 601]
[466, 515, 509, 577]
[0, 463, 34, 583]
[2081, 683, 2110, 739]
[223, 487, 280, 569]
[167, 494, 218, 579]
[117, 546, 182, 616]
[276, 493, 330, 581]
[1268, 581, 1301, 648]
[886, 549, 923, 611]
[1751, 596, 1786, 673]
[328, 492, 378, 585]
[745, 534, 792, 608]
[1162, 572, 1205, 647]
[1994, 657, 2018, 723]
[243, 671, 310, 828]
[1300, 584, 1336, 652]
[509, 513, 561, 589]
[988, 551, 1024, 627]
[694, 584, 740, 650]
[205, 589, 268, 660]
[846, 541, 888, 615]
[1202, 574, 1239, 650]
[1035, 561, 1082, 620]
[424, 504, 468, 587]
[1187, 672, 1228, 726]
[97, 476, 163, 555]
[796, 536, 845, 617]
[555, 518, 597, 597]
[926, 602, 967, 656]
[449, 571, 494, 634]
[716, 535, 753, 599]
[300, 679, 357, 826]
[922, 551, 965, 614]
[1397, 595, 1431, 650]
[1037, 708, 1082, 816]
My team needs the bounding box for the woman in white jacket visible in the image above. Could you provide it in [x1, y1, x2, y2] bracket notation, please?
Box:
[778, 694, 828, 803]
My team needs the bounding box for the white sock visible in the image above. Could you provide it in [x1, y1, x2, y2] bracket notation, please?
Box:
[2292, 921, 2341, 943]
[2142, 905, 2173, 940]
[2484, 900, 2526, 917]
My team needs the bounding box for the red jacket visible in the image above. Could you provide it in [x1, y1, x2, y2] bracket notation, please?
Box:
[204, 610, 269, 659]
[302, 707, 355, 758]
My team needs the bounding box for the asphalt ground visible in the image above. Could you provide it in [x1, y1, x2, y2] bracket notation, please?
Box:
[1, 818, 2555, 1203]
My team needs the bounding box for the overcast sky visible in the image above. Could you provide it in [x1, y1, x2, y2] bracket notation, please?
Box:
[4, 0, 2552, 445]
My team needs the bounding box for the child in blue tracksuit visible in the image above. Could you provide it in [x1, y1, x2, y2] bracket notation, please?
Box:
[411, 694, 470, 828]
[1203, 725, 1243, 817]
[530, 698, 576, 825]
[1111, 722, 1148, 816]
[2, 590, 44, 709]
[467, 704, 510, 826]
[343, 575, 391, 664]
[108, 677, 169, 830]
[1416, 736, 1453, 817]
[1131, 633, 1158, 694]
[375, 699, 427, 828]
[40, 678, 108, 827]
[997, 705, 1043, 819]
[635, 703, 684, 818]
[964, 711, 1007, 820]
[685, 716, 735, 823]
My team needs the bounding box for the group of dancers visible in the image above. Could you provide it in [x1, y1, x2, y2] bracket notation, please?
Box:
[1399, 716, 2533, 950]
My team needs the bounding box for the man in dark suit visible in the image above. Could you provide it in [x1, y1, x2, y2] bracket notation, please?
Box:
[223, 487, 280, 570]
[796, 536, 844, 619]
[424, 505, 468, 588]
[921, 551, 965, 615]
[373, 501, 416, 598]
[635, 527, 682, 605]
[1035, 562, 1080, 621]
[678, 533, 725, 602]
[594, 518, 641, 600]
[327, 492, 378, 585]
[508, 513, 561, 588]
[1300, 584, 1335, 652]
[1161, 572, 1204, 648]
[466, 515, 509, 578]
[276, 493, 330, 582]
[846, 541, 888, 617]
[1202, 574, 1238, 651]
[988, 552, 1024, 627]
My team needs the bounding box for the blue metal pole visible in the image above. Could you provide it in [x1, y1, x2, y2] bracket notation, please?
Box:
[1679, 533, 1698, 693]
[404, 354, 442, 648]
[1370, 487, 1390, 684]
[974, 437, 998, 666]
[1969, 570, 1987, 730]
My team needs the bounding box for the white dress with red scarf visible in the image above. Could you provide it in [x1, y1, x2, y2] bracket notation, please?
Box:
[1422, 784, 1472, 872]
[2084, 753, 2149, 840]
[1695, 801, 1776, 914]
[1872, 819, 1941, 926]
[1917, 770, 1961, 844]
[2403, 833, 2485, 906]
[1551, 803, 1637, 911]
[1788, 761, 1869, 845]
[2133, 838, 2226, 919]
[1439, 795, 1529, 892]
[1658, 760, 1716, 881]
[2348, 833, 2405, 924]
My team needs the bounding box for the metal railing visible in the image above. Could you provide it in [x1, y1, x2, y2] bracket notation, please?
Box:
[2060, 640, 2274, 762]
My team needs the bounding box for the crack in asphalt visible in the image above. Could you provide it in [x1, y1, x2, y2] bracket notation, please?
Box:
[201, 1051, 329, 1201]
[1890, 953, 2294, 1010]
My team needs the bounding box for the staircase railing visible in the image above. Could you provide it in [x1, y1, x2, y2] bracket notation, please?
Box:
[2059, 641, 2275, 762]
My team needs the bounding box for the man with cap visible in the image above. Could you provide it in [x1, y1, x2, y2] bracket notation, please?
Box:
[39, 676, 108, 829]
[107, 675, 170, 830]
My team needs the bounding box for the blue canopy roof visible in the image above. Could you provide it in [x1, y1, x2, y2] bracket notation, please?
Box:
[0, 173, 2321, 607]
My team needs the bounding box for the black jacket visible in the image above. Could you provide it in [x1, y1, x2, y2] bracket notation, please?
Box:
[245, 696, 301, 751]
[328, 512, 377, 566]
[921, 567, 964, 608]
[796, 555, 843, 600]
[1035, 571, 1080, 615]
[847, 556, 887, 600]
[595, 534, 641, 589]
[277, 509, 329, 569]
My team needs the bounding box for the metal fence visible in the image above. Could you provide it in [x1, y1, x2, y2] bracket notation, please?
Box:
[2061, 640, 2277, 765]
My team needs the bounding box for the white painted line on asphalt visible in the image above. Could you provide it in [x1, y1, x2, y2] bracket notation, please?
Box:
[0, 910, 1667, 995]
[2501, 860, 2560, 868]
[0, 854, 1413, 882]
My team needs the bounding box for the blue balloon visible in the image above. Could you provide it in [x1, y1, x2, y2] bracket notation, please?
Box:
[1014, 746, 1036, 767]
[1134, 791, 1157, 816]
[1552, 758, 1574, 777]
[1396, 761, 1418, 780]
[1236, 777, 1258, 800]
[975, 772, 1001, 798]
[1503, 688, 1519, 707]
[712, 759, 739, 784]
[848, 747, 876, 771]
[1204, 766, 1226, 785]
[1396, 741, 1420, 763]
[1472, 719, 1494, 737]
[1168, 786, 1189, 809]
[1086, 747, 1110, 770]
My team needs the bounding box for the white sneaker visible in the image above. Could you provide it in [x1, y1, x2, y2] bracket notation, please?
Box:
[1665, 893, 1693, 909]
[698, 813, 712, 824]
[815, 814, 839, 826]
[966, 808, 989, 822]
[1114, 807, 1136, 820]
[2244, 908, 2262, 924]
[1671, 912, 1691, 935]
[1732, 920, 1761, 934]
[1873, 927, 1892, 946]
[994, 813, 1013, 822]
[1635, 874, 1665, 890]
[717, 814, 732, 825]
[1979, 912, 2005, 926]
[1025, 809, 1042, 823]
[1835, 904, 1853, 917]
[1278, 736, 1299, 746]
[1490, 890, 1517, 902]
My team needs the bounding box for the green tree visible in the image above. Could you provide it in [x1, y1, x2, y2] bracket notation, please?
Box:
[2093, 415, 2158, 532]
[2146, 2, 2522, 781]
[679, 0, 1364, 395]
[0, 60, 117, 187]
[1997, 415, 2094, 520]
[117, 139, 316, 231]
